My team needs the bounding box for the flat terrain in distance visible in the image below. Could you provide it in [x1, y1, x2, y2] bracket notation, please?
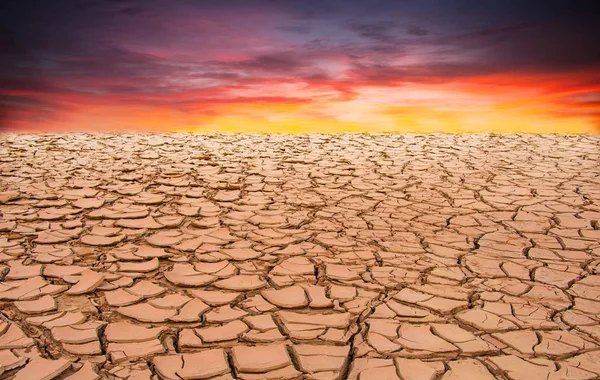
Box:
[0, 133, 599, 380]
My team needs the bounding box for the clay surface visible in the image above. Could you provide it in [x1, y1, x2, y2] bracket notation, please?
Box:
[0, 133, 599, 379]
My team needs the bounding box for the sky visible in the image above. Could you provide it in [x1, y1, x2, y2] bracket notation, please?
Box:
[1, 0, 600, 133]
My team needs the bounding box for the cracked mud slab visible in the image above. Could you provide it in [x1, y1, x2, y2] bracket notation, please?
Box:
[0, 133, 599, 379]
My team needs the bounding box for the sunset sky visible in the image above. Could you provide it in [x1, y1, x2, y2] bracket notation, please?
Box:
[1, 0, 599, 133]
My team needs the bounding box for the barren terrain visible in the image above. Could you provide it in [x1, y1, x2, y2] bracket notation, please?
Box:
[0, 133, 599, 379]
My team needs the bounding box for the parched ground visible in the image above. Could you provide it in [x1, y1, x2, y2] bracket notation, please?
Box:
[0, 133, 599, 380]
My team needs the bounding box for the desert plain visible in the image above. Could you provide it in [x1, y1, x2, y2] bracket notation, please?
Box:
[0, 133, 599, 380]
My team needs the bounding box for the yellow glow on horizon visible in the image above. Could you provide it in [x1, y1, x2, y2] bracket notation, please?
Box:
[8, 81, 599, 134]
[18, 105, 598, 135]
[182, 113, 597, 134]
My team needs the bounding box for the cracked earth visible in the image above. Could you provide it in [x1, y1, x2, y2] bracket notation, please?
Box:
[0, 133, 599, 380]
